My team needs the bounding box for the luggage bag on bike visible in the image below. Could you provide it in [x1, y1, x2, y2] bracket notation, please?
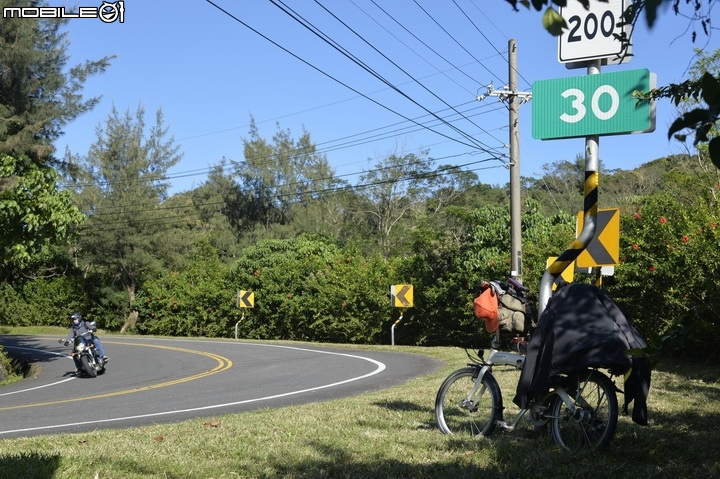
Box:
[474, 280, 530, 337]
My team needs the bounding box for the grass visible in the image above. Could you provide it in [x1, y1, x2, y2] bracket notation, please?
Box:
[1, 330, 720, 478]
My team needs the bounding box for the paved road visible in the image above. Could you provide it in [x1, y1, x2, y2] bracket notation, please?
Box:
[0, 335, 442, 439]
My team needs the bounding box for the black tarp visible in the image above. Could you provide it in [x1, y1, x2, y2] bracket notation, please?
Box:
[513, 282, 651, 425]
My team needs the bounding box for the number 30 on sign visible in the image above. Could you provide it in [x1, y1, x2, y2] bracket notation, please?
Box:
[532, 69, 656, 140]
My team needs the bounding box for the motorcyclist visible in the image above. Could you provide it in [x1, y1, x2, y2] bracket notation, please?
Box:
[65, 312, 108, 374]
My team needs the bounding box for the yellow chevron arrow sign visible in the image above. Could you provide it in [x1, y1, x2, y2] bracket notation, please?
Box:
[575, 208, 620, 267]
[237, 290, 254, 308]
[390, 285, 413, 308]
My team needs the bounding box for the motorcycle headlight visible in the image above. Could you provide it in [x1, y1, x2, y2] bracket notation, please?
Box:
[76, 343, 86, 352]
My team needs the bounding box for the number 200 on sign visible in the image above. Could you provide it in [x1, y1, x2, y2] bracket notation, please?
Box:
[566, 10, 616, 44]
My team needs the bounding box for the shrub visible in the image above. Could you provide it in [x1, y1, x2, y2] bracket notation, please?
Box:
[227, 236, 395, 344]
[607, 194, 720, 357]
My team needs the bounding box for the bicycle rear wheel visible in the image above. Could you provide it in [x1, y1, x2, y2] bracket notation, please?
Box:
[435, 366, 502, 437]
[549, 370, 618, 450]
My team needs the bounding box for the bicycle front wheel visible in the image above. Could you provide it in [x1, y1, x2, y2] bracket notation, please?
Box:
[549, 370, 618, 450]
[435, 366, 502, 437]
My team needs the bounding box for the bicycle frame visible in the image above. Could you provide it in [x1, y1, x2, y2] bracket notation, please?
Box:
[466, 332, 579, 433]
[436, 280, 620, 449]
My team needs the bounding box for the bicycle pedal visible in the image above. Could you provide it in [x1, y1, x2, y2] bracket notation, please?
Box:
[496, 420, 514, 432]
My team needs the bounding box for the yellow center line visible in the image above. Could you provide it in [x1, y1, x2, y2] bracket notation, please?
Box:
[0, 341, 233, 411]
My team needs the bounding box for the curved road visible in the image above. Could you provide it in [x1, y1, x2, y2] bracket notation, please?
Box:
[0, 335, 441, 439]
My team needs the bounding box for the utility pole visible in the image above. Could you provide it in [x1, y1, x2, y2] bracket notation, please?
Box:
[477, 39, 531, 282]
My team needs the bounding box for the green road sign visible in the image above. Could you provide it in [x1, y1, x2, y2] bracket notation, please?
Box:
[532, 69, 656, 140]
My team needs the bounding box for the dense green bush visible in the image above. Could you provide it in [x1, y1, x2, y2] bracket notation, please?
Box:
[228, 236, 396, 344]
[607, 194, 720, 356]
[0, 276, 89, 327]
[136, 241, 239, 337]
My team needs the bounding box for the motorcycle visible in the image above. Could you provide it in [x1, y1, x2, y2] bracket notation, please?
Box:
[59, 327, 106, 378]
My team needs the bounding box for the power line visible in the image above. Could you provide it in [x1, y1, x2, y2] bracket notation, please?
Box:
[79, 157, 505, 232]
[60, 98, 505, 191]
[462, 0, 534, 89]
[204, 0, 487, 153]
[67, 0, 517, 216]
[267, 0, 496, 152]
[411, 0, 501, 84]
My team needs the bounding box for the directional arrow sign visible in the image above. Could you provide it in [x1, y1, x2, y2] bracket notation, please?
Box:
[575, 209, 620, 267]
[391, 285, 413, 308]
[237, 290, 254, 308]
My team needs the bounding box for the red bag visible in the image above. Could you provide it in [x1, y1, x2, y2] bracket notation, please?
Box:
[473, 283, 499, 333]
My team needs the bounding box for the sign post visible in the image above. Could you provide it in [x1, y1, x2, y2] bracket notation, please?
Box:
[390, 284, 413, 345]
[236, 290, 254, 339]
[537, 0, 644, 317]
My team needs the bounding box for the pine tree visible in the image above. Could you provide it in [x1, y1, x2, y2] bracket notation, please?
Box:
[69, 106, 182, 316]
[0, 0, 111, 275]
[0, 0, 112, 169]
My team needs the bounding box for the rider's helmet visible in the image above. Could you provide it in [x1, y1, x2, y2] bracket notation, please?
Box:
[71, 312, 82, 326]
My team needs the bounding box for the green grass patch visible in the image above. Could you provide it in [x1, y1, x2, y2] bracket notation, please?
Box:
[1, 334, 719, 478]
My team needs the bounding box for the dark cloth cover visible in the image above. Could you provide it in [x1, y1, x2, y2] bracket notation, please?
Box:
[513, 282, 650, 425]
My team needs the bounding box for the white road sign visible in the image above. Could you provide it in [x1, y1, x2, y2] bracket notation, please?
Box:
[558, 0, 632, 65]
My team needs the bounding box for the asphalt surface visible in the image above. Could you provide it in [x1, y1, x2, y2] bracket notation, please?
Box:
[0, 335, 442, 439]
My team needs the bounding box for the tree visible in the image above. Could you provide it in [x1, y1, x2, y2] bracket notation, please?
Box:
[0, 0, 112, 170]
[0, 154, 84, 277]
[187, 162, 244, 262]
[67, 105, 182, 326]
[523, 156, 587, 215]
[0, 0, 111, 276]
[355, 150, 438, 259]
[508, 0, 720, 166]
[232, 117, 342, 238]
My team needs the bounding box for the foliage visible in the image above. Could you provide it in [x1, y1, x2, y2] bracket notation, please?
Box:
[136, 240, 237, 337]
[606, 193, 720, 357]
[0, 155, 85, 276]
[0, 0, 112, 165]
[509, 0, 720, 168]
[0, 345, 23, 384]
[66, 106, 182, 310]
[228, 236, 395, 344]
[231, 117, 342, 237]
[0, 275, 90, 327]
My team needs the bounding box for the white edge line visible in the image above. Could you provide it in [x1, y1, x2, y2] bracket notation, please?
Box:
[0, 342, 386, 436]
[0, 346, 75, 397]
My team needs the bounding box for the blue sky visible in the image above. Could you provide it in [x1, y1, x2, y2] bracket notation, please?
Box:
[54, 1, 705, 197]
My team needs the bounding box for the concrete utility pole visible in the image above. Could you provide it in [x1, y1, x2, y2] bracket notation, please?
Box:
[477, 39, 531, 282]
